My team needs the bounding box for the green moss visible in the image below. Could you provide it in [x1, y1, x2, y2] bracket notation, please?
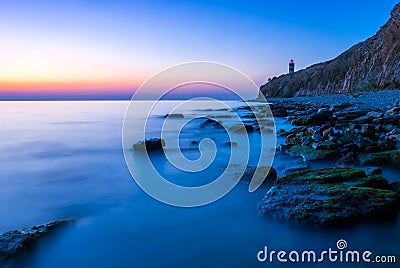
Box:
[260, 167, 400, 226]
[290, 145, 338, 161]
[277, 167, 366, 185]
[358, 150, 400, 167]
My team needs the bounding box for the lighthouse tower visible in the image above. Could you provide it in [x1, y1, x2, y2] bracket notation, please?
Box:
[289, 59, 295, 74]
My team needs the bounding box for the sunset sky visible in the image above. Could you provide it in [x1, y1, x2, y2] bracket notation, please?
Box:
[0, 0, 397, 99]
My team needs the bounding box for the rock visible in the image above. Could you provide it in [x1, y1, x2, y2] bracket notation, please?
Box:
[310, 111, 333, 124]
[358, 150, 400, 167]
[289, 145, 339, 161]
[133, 138, 165, 151]
[322, 127, 334, 138]
[311, 134, 324, 142]
[277, 129, 287, 136]
[0, 220, 75, 262]
[362, 167, 383, 176]
[164, 113, 184, 118]
[366, 111, 383, 118]
[353, 116, 372, 124]
[241, 166, 277, 185]
[385, 107, 400, 115]
[281, 162, 310, 175]
[228, 124, 254, 133]
[389, 134, 400, 148]
[390, 182, 400, 194]
[316, 140, 337, 150]
[200, 119, 221, 128]
[285, 134, 301, 146]
[259, 168, 400, 226]
[224, 141, 238, 147]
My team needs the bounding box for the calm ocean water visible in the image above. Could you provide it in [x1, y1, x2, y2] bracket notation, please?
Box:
[1, 101, 399, 268]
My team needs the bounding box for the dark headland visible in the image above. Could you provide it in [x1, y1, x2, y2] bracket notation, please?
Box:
[261, 3, 400, 98]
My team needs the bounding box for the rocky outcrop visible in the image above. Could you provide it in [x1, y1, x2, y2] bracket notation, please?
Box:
[259, 168, 400, 226]
[261, 3, 400, 97]
[0, 220, 75, 264]
[132, 138, 165, 151]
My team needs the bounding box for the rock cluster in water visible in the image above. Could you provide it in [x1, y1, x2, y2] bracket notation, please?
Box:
[271, 93, 400, 166]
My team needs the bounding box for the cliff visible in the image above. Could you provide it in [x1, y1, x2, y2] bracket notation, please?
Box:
[260, 3, 400, 97]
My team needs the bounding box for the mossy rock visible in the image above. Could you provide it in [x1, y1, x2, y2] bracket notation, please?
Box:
[289, 145, 339, 161]
[358, 150, 400, 167]
[259, 167, 400, 226]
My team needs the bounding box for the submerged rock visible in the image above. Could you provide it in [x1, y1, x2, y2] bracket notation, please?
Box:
[259, 168, 400, 226]
[281, 162, 310, 175]
[164, 113, 184, 118]
[0, 220, 75, 262]
[241, 166, 277, 185]
[132, 138, 165, 151]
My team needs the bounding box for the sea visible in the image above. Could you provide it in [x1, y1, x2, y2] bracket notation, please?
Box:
[1, 101, 399, 268]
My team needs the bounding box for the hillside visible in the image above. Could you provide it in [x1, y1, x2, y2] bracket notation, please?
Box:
[260, 3, 400, 97]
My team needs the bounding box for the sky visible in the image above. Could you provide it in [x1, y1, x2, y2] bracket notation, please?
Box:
[0, 0, 398, 100]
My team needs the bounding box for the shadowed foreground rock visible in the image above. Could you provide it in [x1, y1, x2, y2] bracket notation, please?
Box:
[259, 168, 400, 226]
[0, 220, 75, 263]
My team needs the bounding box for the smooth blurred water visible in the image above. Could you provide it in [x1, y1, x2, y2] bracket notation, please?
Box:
[1, 101, 400, 268]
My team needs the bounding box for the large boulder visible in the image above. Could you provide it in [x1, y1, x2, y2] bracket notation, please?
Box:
[259, 168, 400, 226]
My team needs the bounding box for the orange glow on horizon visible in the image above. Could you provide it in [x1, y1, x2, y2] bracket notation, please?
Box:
[0, 80, 140, 92]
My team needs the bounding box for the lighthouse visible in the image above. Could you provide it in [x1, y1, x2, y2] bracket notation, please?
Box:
[289, 59, 295, 74]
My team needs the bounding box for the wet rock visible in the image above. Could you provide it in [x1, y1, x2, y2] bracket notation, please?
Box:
[224, 141, 238, 147]
[390, 182, 400, 194]
[200, 119, 221, 128]
[277, 129, 287, 137]
[228, 124, 254, 133]
[0, 220, 75, 262]
[289, 145, 339, 161]
[164, 113, 184, 118]
[311, 134, 324, 142]
[362, 167, 383, 176]
[281, 162, 310, 175]
[285, 134, 302, 146]
[259, 168, 400, 226]
[385, 107, 400, 115]
[366, 111, 383, 118]
[353, 115, 372, 124]
[358, 150, 400, 167]
[241, 166, 277, 185]
[133, 138, 165, 151]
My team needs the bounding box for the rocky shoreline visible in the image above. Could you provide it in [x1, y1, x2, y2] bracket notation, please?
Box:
[259, 90, 400, 225]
